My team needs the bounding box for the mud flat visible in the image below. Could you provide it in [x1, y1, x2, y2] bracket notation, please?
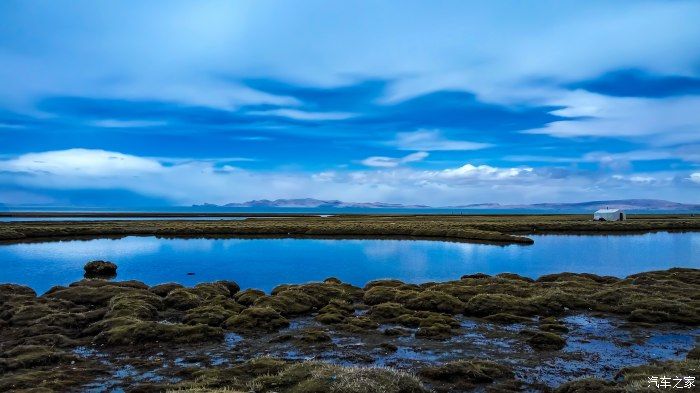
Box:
[1, 266, 698, 392]
[2, 214, 700, 245]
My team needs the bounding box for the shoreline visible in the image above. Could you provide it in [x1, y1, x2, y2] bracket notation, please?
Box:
[2, 214, 700, 245]
[1, 267, 698, 391]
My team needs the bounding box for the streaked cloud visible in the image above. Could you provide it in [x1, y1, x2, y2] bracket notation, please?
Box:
[361, 152, 428, 168]
[392, 130, 492, 151]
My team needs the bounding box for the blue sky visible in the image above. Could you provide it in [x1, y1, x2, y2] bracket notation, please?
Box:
[1, 0, 699, 206]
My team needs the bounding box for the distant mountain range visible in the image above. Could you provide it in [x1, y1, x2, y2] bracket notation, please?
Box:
[195, 198, 700, 211]
[197, 198, 429, 209]
[451, 199, 700, 211]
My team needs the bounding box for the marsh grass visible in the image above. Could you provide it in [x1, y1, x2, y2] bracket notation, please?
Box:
[4, 214, 699, 244]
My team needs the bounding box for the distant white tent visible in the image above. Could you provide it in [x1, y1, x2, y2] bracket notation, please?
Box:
[594, 208, 626, 221]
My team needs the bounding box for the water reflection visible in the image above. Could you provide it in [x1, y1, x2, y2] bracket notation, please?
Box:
[0, 232, 698, 294]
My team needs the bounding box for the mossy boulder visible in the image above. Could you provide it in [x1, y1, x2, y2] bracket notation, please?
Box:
[184, 304, 241, 327]
[213, 280, 240, 296]
[106, 290, 162, 319]
[315, 311, 346, 325]
[419, 360, 513, 390]
[363, 286, 399, 305]
[368, 302, 413, 322]
[461, 273, 491, 280]
[248, 361, 427, 393]
[415, 323, 453, 340]
[0, 284, 36, 303]
[0, 345, 76, 372]
[43, 282, 138, 307]
[8, 303, 56, 326]
[401, 290, 465, 314]
[225, 307, 289, 332]
[315, 299, 355, 325]
[149, 282, 184, 297]
[496, 273, 534, 282]
[233, 289, 265, 306]
[254, 289, 316, 315]
[362, 280, 408, 292]
[465, 293, 534, 317]
[164, 288, 202, 310]
[271, 328, 332, 344]
[94, 319, 224, 345]
[192, 282, 234, 299]
[521, 329, 566, 350]
[83, 260, 117, 278]
[19, 333, 79, 348]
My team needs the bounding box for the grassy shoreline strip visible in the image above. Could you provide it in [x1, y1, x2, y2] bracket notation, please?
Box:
[2, 215, 700, 244]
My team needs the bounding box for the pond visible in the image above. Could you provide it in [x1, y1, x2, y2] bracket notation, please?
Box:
[0, 232, 698, 293]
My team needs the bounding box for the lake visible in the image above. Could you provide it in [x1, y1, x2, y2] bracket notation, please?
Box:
[0, 216, 251, 222]
[1, 232, 698, 294]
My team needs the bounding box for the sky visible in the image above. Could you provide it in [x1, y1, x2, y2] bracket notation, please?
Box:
[1, 0, 700, 207]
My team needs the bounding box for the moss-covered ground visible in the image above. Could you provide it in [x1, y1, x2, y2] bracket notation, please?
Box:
[1, 266, 698, 391]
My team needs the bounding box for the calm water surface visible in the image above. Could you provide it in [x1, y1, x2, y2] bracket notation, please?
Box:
[0, 232, 698, 293]
[1, 217, 250, 222]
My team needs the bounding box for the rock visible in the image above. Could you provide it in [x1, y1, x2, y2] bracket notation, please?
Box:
[83, 260, 117, 278]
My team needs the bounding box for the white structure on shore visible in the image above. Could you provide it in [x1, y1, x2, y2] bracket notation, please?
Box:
[594, 208, 626, 221]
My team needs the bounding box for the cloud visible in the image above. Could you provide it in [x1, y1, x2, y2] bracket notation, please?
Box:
[690, 173, 700, 184]
[0, 149, 163, 177]
[2, 149, 699, 206]
[392, 130, 492, 151]
[90, 119, 167, 128]
[248, 108, 356, 121]
[432, 164, 533, 181]
[361, 151, 428, 168]
[523, 92, 700, 145]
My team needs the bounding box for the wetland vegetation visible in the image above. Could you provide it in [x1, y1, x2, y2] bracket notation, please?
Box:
[0, 262, 698, 392]
[2, 214, 700, 244]
[1, 215, 699, 391]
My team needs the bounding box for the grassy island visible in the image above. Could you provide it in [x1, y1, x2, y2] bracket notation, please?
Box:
[2, 213, 700, 245]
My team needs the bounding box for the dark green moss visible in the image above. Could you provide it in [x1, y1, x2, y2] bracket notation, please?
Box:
[521, 329, 566, 351]
[225, 306, 290, 333]
[83, 260, 117, 278]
